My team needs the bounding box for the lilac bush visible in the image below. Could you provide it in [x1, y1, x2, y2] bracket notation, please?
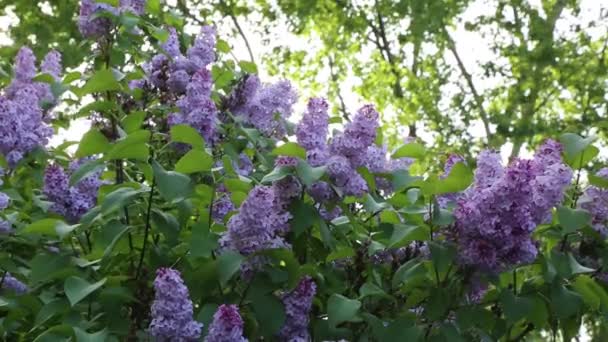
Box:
[0, 1, 605, 341]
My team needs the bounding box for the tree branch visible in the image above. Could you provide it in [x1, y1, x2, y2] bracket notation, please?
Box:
[443, 28, 492, 142]
[220, 0, 256, 64]
[328, 55, 349, 121]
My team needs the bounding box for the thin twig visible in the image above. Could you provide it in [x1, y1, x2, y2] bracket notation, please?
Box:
[135, 179, 156, 280]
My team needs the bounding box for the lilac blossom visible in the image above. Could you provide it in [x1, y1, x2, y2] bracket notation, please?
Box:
[0, 220, 11, 234]
[330, 105, 379, 161]
[43, 159, 103, 223]
[78, 0, 117, 38]
[296, 98, 329, 150]
[228, 75, 297, 138]
[0, 47, 59, 166]
[149, 268, 202, 341]
[453, 141, 572, 273]
[168, 69, 218, 144]
[206, 304, 247, 342]
[220, 186, 291, 276]
[278, 277, 316, 341]
[580, 168, 608, 236]
[119, 0, 146, 15]
[2, 273, 28, 295]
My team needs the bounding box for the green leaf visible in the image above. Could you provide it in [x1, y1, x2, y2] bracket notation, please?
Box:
[106, 130, 150, 160]
[175, 149, 213, 174]
[75, 130, 111, 158]
[392, 259, 427, 288]
[500, 291, 534, 324]
[153, 160, 193, 203]
[77, 101, 118, 119]
[551, 250, 595, 278]
[261, 166, 292, 184]
[259, 248, 300, 287]
[101, 186, 145, 216]
[251, 294, 285, 337]
[388, 224, 429, 248]
[551, 283, 583, 319]
[21, 219, 76, 238]
[557, 206, 591, 234]
[429, 241, 457, 276]
[272, 142, 306, 159]
[588, 173, 608, 188]
[33, 325, 75, 342]
[359, 282, 389, 299]
[170, 124, 205, 150]
[64, 276, 106, 306]
[559, 133, 598, 168]
[190, 221, 219, 258]
[239, 60, 258, 73]
[392, 142, 426, 159]
[296, 160, 326, 187]
[290, 201, 318, 236]
[74, 327, 109, 342]
[121, 111, 146, 133]
[69, 159, 105, 186]
[216, 251, 244, 286]
[80, 69, 122, 94]
[328, 294, 361, 328]
[435, 162, 473, 195]
[572, 275, 608, 311]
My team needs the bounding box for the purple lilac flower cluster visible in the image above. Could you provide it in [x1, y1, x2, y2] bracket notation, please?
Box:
[2, 273, 28, 295]
[228, 75, 297, 138]
[136, 26, 219, 146]
[43, 158, 103, 223]
[141, 26, 216, 95]
[78, 0, 146, 38]
[206, 304, 247, 342]
[453, 140, 572, 273]
[0, 168, 10, 233]
[168, 69, 218, 144]
[295, 98, 407, 213]
[278, 277, 316, 341]
[580, 168, 608, 237]
[149, 268, 202, 341]
[219, 185, 291, 276]
[0, 47, 60, 167]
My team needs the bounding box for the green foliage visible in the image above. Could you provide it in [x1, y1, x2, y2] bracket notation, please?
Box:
[0, 0, 607, 341]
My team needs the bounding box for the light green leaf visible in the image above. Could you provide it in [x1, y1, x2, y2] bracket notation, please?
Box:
[389, 224, 429, 248]
[272, 142, 306, 159]
[175, 149, 213, 174]
[75, 130, 111, 158]
[261, 166, 292, 184]
[80, 69, 122, 94]
[435, 162, 473, 195]
[121, 111, 146, 133]
[392, 142, 425, 159]
[170, 124, 205, 150]
[106, 130, 150, 160]
[559, 133, 598, 168]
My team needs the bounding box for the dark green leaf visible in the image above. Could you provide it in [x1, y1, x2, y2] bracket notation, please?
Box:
[153, 160, 193, 203]
[327, 294, 361, 328]
[216, 250, 244, 286]
[64, 276, 106, 306]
